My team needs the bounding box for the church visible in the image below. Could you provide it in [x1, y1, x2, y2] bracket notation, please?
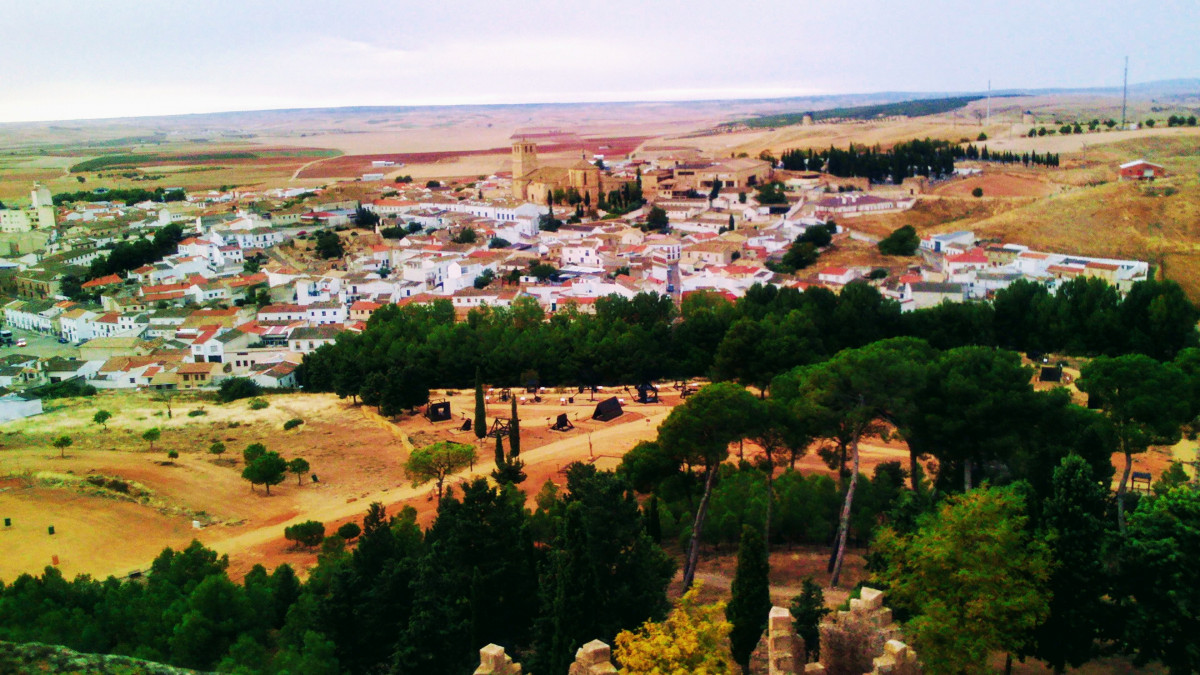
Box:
[509, 139, 606, 205]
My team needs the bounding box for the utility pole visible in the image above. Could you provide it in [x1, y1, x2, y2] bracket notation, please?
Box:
[1121, 56, 1129, 129]
[987, 79, 991, 125]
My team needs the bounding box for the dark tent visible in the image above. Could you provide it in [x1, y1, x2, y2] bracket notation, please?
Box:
[1039, 366, 1062, 383]
[426, 401, 452, 422]
[460, 419, 472, 432]
[551, 413, 574, 431]
[592, 397, 623, 422]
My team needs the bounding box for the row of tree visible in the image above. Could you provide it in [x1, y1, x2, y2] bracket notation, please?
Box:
[80, 223, 185, 282]
[778, 139, 958, 183]
[299, 277, 1198, 406]
[955, 144, 1060, 167]
[52, 186, 187, 206]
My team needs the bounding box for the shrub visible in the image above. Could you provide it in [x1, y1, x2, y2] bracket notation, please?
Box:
[283, 418, 304, 431]
[167, 450, 179, 459]
[248, 398, 269, 410]
[105, 478, 130, 493]
[971, 187, 984, 198]
[209, 441, 226, 455]
[218, 377, 262, 403]
[336, 522, 362, 540]
[284, 520, 325, 548]
[187, 409, 207, 417]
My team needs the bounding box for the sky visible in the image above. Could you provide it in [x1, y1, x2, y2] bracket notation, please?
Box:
[0, 0, 1195, 123]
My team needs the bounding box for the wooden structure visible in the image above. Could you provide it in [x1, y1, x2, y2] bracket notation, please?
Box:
[425, 400, 452, 422]
[488, 417, 512, 439]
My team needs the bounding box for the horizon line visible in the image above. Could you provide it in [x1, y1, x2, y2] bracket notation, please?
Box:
[1, 77, 1193, 127]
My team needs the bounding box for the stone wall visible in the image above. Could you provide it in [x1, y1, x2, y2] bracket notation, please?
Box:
[766, 587, 920, 675]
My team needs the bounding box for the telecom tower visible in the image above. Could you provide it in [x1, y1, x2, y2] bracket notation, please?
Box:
[1121, 57, 1129, 129]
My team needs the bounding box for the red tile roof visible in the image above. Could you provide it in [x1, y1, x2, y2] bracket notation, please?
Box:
[82, 274, 122, 289]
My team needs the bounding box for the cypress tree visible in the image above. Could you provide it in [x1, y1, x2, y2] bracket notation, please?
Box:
[494, 433, 505, 468]
[474, 367, 486, 441]
[790, 578, 830, 662]
[727, 525, 771, 672]
[509, 397, 521, 458]
[644, 495, 662, 542]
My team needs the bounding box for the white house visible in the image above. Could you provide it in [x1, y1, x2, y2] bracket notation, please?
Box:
[817, 267, 859, 286]
[306, 301, 347, 326]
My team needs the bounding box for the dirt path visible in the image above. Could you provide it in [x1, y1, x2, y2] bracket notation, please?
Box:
[289, 157, 328, 181]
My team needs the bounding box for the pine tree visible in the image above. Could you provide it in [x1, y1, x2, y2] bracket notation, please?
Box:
[509, 396, 521, 458]
[727, 525, 771, 672]
[474, 367, 486, 441]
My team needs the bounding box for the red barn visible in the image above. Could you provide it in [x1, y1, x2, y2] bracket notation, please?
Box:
[1119, 159, 1167, 181]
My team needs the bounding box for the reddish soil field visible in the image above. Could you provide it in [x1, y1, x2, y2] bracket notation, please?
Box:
[933, 171, 1058, 198]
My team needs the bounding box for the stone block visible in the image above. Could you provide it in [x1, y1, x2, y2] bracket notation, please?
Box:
[884, 640, 908, 657]
[849, 598, 865, 613]
[475, 644, 521, 675]
[575, 640, 610, 666]
[804, 663, 827, 674]
[770, 606, 793, 630]
[570, 639, 617, 675]
[859, 587, 885, 611]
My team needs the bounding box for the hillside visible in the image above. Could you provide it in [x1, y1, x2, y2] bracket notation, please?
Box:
[970, 179, 1200, 297]
[0, 641, 209, 675]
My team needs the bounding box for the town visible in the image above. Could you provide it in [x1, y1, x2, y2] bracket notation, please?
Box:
[0, 138, 1159, 410]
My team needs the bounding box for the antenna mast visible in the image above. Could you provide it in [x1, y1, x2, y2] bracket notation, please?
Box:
[1121, 56, 1129, 128]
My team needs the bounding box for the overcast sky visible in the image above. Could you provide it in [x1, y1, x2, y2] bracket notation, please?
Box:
[0, 0, 1194, 123]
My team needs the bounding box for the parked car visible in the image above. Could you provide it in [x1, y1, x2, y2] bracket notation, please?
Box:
[58, 337, 69, 344]
[15, 339, 27, 347]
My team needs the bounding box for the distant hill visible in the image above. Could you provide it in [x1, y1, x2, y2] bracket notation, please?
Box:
[728, 95, 999, 128]
[3, 79, 1192, 130]
[727, 79, 1198, 129]
[0, 641, 211, 675]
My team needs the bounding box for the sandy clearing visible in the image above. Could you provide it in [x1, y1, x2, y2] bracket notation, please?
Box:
[0, 485, 197, 581]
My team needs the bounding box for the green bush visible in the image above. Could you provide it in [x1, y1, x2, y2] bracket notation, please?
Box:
[248, 398, 269, 410]
[283, 418, 304, 431]
[284, 520, 325, 548]
[218, 377, 262, 403]
[209, 441, 226, 455]
[187, 409, 207, 417]
[971, 187, 984, 198]
[166, 450, 179, 459]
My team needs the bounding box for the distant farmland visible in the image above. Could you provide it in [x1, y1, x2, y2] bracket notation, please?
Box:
[730, 95, 1001, 129]
[69, 148, 339, 173]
